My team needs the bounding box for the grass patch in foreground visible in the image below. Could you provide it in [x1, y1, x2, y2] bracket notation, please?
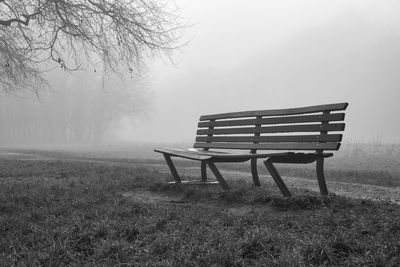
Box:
[1, 159, 400, 266]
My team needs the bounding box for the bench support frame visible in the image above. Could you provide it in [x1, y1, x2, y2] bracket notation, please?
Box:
[162, 152, 331, 196]
[264, 159, 292, 197]
[205, 161, 230, 190]
[162, 153, 231, 190]
[263, 154, 331, 196]
[201, 161, 207, 182]
[316, 157, 328, 195]
[163, 154, 181, 183]
[251, 159, 261, 187]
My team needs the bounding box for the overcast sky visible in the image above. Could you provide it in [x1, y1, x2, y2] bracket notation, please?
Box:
[114, 0, 400, 144]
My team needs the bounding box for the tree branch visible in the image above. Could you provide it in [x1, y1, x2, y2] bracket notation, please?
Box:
[0, 15, 30, 26]
[0, 0, 185, 93]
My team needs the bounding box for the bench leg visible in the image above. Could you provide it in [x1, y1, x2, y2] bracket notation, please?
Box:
[251, 158, 261, 187]
[162, 154, 181, 183]
[201, 161, 207, 182]
[264, 159, 291, 197]
[316, 157, 328, 195]
[206, 161, 230, 190]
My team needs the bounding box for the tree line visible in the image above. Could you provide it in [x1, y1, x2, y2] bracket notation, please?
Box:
[0, 70, 149, 144]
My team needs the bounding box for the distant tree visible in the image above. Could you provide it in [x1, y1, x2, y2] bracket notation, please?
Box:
[0, 0, 182, 93]
[66, 69, 151, 144]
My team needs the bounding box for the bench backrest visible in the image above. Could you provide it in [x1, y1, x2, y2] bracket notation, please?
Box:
[194, 102, 348, 153]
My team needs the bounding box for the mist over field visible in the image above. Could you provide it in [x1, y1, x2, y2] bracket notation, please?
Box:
[3, 2, 400, 265]
[138, 0, 400, 144]
[1, 0, 400, 145]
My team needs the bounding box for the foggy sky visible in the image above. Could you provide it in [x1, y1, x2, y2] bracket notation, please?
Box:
[115, 0, 400, 144]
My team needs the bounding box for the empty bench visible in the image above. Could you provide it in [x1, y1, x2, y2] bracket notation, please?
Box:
[154, 102, 348, 196]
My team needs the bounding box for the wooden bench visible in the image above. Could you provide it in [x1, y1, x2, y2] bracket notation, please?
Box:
[154, 102, 348, 196]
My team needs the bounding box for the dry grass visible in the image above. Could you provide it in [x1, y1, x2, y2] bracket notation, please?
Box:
[4, 142, 400, 187]
[1, 157, 400, 266]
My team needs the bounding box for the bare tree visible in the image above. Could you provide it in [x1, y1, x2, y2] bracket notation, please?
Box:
[0, 0, 182, 93]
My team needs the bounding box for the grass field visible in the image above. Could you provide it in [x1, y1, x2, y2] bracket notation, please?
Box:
[1, 144, 400, 266]
[5, 141, 400, 186]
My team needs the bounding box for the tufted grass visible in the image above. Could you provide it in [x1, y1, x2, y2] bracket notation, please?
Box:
[0, 158, 400, 266]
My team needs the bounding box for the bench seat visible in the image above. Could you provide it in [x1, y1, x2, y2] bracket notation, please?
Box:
[155, 148, 291, 161]
[155, 148, 332, 162]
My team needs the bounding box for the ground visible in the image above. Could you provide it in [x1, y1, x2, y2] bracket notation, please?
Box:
[0, 146, 400, 266]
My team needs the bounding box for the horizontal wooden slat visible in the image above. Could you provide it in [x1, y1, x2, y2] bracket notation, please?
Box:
[154, 148, 212, 160]
[198, 113, 345, 128]
[197, 123, 345, 135]
[196, 134, 342, 143]
[193, 142, 341, 150]
[200, 103, 348, 121]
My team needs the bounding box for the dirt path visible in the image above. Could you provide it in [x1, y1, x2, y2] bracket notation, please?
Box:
[2, 150, 400, 204]
[121, 190, 297, 218]
[147, 164, 400, 204]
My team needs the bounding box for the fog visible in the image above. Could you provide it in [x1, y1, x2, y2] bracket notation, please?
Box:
[1, 0, 400, 145]
[122, 0, 400, 144]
